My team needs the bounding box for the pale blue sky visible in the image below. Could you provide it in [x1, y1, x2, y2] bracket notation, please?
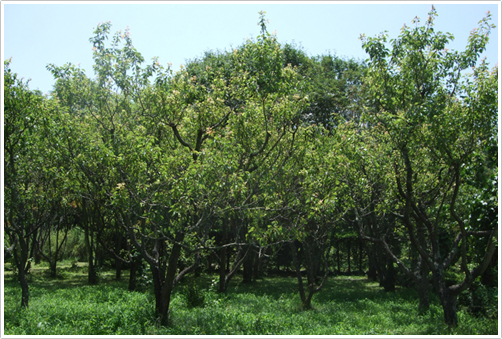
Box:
[2, 2, 500, 95]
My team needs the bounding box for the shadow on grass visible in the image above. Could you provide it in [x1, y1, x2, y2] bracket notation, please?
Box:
[4, 262, 131, 294]
[5, 263, 414, 307]
[227, 277, 299, 298]
[219, 274, 407, 309]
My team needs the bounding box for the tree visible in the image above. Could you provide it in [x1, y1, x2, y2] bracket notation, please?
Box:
[47, 62, 112, 285]
[4, 59, 58, 307]
[69, 12, 308, 325]
[359, 6, 498, 327]
[256, 120, 352, 310]
[343, 122, 414, 294]
[169, 11, 311, 294]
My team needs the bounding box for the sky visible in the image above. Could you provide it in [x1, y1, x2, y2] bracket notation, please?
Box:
[2, 1, 500, 95]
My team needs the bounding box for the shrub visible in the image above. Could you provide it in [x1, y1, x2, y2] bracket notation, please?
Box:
[458, 277, 498, 319]
[182, 277, 206, 308]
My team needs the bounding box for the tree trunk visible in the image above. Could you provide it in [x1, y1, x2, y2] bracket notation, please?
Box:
[226, 247, 231, 272]
[383, 256, 395, 292]
[416, 261, 430, 313]
[173, 252, 201, 288]
[19, 267, 30, 308]
[115, 232, 123, 280]
[32, 231, 42, 265]
[433, 266, 459, 327]
[375, 241, 395, 292]
[442, 292, 458, 328]
[304, 239, 320, 308]
[158, 231, 185, 327]
[359, 239, 363, 273]
[86, 229, 97, 285]
[83, 201, 97, 285]
[242, 245, 254, 283]
[223, 246, 250, 289]
[304, 291, 314, 310]
[347, 239, 351, 274]
[49, 259, 57, 278]
[115, 258, 122, 280]
[253, 249, 260, 280]
[480, 246, 497, 287]
[438, 284, 458, 327]
[218, 221, 228, 293]
[336, 239, 341, 274]
[367, 242, 378, 281]
[218, 250, 227, 292]
[15, 236, 31, 308]
[290, 241, 310, 309]
[128, 256, 141, 292]
[151, 263, 163, 316]
[207, 253, 213, 275]
[12, 232, 31, 308]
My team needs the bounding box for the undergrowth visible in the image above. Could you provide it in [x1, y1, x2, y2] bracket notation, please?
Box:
[3, 263, 498, 335]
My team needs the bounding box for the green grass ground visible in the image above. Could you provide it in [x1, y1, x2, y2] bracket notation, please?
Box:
[3, 261, 498, 335]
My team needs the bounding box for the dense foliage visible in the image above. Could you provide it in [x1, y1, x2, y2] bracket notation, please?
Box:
[3, 9, 498, 332]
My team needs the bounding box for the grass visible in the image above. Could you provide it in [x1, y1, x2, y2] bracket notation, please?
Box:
[3, 261, 499, 335]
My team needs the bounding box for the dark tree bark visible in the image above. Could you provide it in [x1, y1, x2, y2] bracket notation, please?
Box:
[242, 244, 254, 283]
[252, 248, 261, 281]
[158, 231, 185, 326]
[7, 212, 44, 310]
[18, 266, 30, 308]
[290, 238, 329, 310]
[336, 239, 341, 274]
[416, 257, 431, 313]
[38, 212, 70, 279]
[32, 229, 42, 265]
[290, 240, 309, 309]
[223, 245, 250, 290]
[12, 235, 31, 308]
[173, 251, 201, 288]
[366, 242, 378, 281]
[206, 252, 213, 275]
[374, 241, 395, 292]
[213, 217, 252, 292]
[128, 255, 141, 291]
[115, 231, 123, 280]
[218, 220, 228, 293]
[358, 239, 363, 273]
[122, 208, 202, 327]
[354, 205, 431, 312]
[82, 200, 98, 285]
[85, 226, 97, 285]
[144, 231, 186, 327]
[382, 255, 395, 292]
[347, 238, 351, 274]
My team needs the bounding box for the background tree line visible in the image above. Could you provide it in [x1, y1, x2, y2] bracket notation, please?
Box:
[4, 9, 497, 328]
